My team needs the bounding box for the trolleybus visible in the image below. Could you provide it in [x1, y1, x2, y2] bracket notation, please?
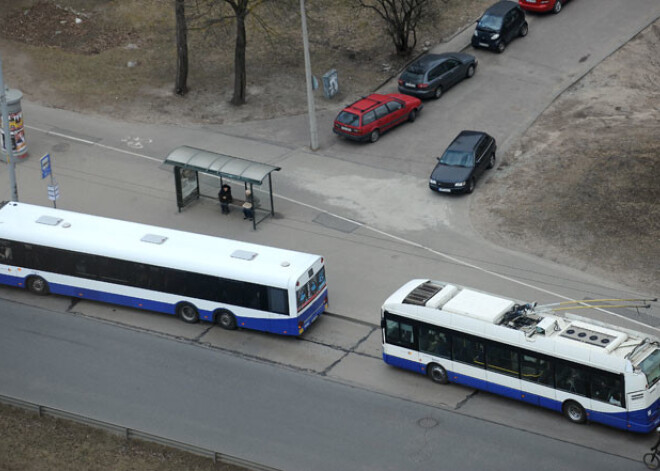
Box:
[0, 202, 327, 336]
[381, 279, 659, 432]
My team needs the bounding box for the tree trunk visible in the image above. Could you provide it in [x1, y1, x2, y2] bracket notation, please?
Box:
[231, 9, 247, 105]
[174, 0, 189, 95]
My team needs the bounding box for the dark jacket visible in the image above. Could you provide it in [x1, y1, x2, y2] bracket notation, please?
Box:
[219, 185, 233, 203]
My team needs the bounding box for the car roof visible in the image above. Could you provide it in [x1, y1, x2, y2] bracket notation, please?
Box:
[343, 94, 396, 114]
[447, 131, 488, 151]
[484, 0, 519, 16]
[410, 53, 456, 69]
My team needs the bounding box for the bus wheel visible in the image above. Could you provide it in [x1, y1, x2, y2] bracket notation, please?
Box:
[217, 310, 237, 330]
[428, 363, 449, 384]
[177, 303, 199, 323]
[26, 276, 50, 295]
[562, 400, 586, 424]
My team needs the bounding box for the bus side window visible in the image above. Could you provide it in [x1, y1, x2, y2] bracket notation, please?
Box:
[556, 364, 588, 396]
[0, 240, 12, 261]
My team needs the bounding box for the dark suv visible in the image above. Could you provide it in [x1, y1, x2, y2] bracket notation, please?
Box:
[397, 52, 477, 100]
[429, 131, 497, 194]
[472, 1, 528, 53]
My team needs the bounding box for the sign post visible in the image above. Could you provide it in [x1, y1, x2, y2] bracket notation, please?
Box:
[41, 153, 59, 208]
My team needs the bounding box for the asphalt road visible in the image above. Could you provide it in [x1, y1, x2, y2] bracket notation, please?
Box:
[0, 300, 642, 471]
[1, 0, 659, 468]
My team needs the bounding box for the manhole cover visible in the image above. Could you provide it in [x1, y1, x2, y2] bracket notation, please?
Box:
[417, 417, 439, 429]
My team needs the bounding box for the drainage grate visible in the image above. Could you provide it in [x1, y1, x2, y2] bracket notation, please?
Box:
[313, 213, 360, 233]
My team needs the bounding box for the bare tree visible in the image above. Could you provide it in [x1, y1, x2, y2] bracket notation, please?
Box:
[210, 0, 276, 106]
[174, 0, 189, 95]
[358, 0, 431, 56]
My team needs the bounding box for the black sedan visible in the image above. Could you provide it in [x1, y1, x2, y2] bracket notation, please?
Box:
[397, 52, 477, 100]
[429, 131, 496, 194]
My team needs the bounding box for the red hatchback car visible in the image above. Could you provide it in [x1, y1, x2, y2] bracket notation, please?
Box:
[519, 0, 568, 14]
[333, 93, 422, 143]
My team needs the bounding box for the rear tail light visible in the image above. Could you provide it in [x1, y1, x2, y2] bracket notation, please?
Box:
[417, 83, 429, 89]
[398, 79, 404, 85]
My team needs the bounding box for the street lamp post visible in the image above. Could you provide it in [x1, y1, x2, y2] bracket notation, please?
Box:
[0, 55, 18, 202]
[300, 0, 318, 151]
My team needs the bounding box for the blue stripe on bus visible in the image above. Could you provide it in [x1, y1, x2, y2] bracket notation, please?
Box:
[383, 353, 654, 433]
[0, 273, 24, 288]
[6, 274, 326, 337]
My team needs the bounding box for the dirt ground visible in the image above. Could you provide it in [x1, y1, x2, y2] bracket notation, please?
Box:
[0, 0, 658, 469]
[472, 21, 660, 292]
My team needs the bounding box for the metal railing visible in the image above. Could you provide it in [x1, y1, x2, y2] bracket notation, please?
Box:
[0, 393, 282, 471]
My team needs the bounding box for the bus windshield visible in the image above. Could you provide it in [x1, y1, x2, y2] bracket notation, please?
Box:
[639, 349, 660, 387]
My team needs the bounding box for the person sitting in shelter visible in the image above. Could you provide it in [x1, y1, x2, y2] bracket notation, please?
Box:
[218, 184, 233, 214]
[242, 189, 258, 221]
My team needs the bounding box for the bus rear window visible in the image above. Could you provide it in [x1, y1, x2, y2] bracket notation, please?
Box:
[296, 267, 326, 311]
[640, 349, 660, 387]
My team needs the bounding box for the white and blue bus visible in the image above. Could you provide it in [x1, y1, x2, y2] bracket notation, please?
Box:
[0, 202, 327, 336]
[381, 279, 660, 432]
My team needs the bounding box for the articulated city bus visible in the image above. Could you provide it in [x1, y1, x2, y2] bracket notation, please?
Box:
[382, 279, 659, 432]
[0, 202, 327, 335]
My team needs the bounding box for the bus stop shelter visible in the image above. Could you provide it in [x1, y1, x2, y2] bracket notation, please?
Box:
[163, 145, 281, 230]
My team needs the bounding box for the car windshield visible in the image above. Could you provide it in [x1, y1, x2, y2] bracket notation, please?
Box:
[439, 150, 474, 167]
[478, 14, 503, 32]
[336, 111, 360, 126]
[639, 349, 660, 387]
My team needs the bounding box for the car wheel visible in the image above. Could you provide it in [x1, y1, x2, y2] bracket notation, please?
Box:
[408, 109, 417, 122]
[466, 178, 476, 194]
[520, 22, 529, 37]
[496, 41, 506, 53]
[217, 310, 237, 330]
[177, 302, 199, 323]
[562, 400, 587, 424]
[552, 0, 562, 14]
[487, 152, 496, 169]
[27, 276, 50, 295]
[428, 363, 449, 384]
[369, 129, 380, 143]
[466, 64, 476, 78]
[433, 86, 443, 99]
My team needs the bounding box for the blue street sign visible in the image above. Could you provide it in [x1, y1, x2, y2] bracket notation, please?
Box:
[41, 153, 51, 179]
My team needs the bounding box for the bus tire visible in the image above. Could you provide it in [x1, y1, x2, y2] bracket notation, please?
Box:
[562, 400, 587, 424]
[217, 310, 237, 330]
[26, 276, 50, 295]
[428, 363, 449, 384]
[177, 302, 199, 323]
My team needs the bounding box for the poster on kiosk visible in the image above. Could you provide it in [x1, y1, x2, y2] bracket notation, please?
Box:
[1, 88, 27, 159]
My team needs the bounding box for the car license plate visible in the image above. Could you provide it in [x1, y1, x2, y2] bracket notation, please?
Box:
[405, 82, 415, 88]
[527, 0, 536, 3]
[479, 42, 489, 47]
[340, 126, 351, 132]
[437, 188, 451, 193]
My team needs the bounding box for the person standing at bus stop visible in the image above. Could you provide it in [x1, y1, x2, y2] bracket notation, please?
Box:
[219, 184, 232, 214]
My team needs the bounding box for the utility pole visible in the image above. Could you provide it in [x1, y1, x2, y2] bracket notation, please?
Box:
[300, 0, 318, 151]
[0, 55, 18, 202]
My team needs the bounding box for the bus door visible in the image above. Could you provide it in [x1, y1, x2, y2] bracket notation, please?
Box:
[450, 334, 487, 389]
[519, 352, 555, 408]
[383, 314, 423, 374]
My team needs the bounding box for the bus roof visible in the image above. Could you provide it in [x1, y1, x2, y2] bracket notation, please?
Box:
[384, 279, 658, 372]
[0, 202, 322, 288]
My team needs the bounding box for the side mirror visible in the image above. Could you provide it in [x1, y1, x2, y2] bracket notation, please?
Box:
[436, 156, 441, 161]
